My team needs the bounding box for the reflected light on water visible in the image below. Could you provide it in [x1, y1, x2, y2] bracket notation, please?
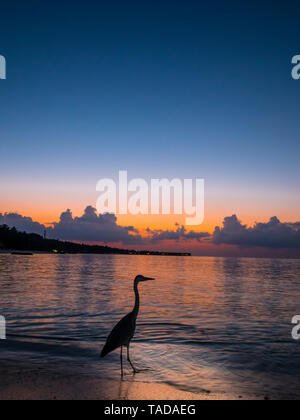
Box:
[1, 254, 300, 399]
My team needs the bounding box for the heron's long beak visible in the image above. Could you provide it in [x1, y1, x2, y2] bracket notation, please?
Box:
[143, 277, 155, 281]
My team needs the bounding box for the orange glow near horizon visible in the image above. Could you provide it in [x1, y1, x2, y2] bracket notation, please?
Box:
[2, 197, 300, 258]
[1, 202, 300, 235]
[1, 179, 300, 237]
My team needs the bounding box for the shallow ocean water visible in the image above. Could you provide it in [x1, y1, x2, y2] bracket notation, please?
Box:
[0, 254, 300, 399]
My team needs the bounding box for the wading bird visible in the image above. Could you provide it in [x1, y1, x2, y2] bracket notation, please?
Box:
[101, 275, 155, 376]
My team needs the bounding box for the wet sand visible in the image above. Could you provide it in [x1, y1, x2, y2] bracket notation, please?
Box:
[0, 359, 250, 400]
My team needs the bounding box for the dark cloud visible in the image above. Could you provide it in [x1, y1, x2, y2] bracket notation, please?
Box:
[213, 215, 300, 248]
[49, 206, 143, 245]
[0, 207, 142, 245]
[147, 223, 210, 243]
[0, 212, 45, 235]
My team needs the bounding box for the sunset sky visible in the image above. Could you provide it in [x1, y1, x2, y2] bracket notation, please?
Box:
[1, 1, 300, 256]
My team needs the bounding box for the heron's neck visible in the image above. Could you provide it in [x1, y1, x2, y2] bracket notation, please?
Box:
[133, 281, 140, 317]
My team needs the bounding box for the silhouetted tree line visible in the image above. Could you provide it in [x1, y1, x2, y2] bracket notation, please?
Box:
[0, 225, 190, 256]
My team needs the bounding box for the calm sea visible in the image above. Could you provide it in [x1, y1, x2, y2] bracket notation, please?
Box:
[1, 254, 300, 399]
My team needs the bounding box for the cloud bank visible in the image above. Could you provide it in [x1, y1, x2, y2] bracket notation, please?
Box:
[213, 215, 300, 249]
[147, 224, 210, 243]
[0, 207, 210, 246]
[0, 213, 45, 235]
[50, 206, 143, 245]
[2, 209, 300, 252]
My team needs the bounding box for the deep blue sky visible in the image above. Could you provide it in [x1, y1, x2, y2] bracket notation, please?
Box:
[1, 1, 300, 226]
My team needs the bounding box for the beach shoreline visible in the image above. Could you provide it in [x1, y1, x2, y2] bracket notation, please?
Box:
[0, 358, 254, 401]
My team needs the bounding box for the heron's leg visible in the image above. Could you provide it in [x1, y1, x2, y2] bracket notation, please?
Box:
[127, 344, 138, 374]
[120, 346, 124, 377]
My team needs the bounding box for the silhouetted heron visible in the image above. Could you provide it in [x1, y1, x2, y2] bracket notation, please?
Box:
[101, 275, 155, 376]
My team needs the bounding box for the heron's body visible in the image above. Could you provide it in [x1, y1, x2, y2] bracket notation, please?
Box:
[101, 312, 136, 357]
[100, 275, 154, 375]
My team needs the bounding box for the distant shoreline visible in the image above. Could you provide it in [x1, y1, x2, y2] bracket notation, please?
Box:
[0, 225, 191, 257]
[0, 249, 191, 257]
